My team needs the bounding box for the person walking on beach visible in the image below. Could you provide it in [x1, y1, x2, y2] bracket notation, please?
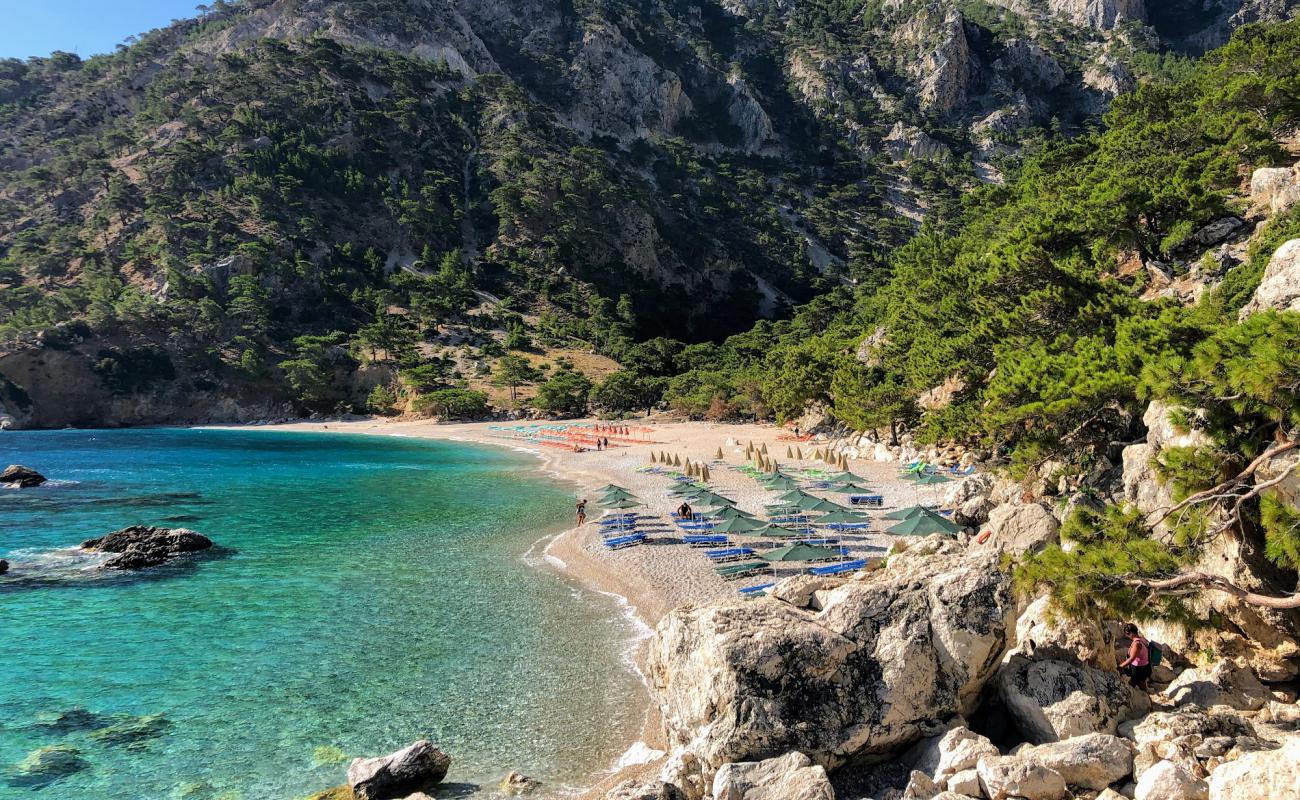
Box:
[1119, 623, 1152, 690]
[576, 499, 587, 525]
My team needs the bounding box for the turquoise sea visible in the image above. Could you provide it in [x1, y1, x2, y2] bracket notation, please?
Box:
[0, 429, 645, 799]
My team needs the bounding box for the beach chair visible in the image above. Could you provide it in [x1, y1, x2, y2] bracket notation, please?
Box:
[603, 533, 646, 550]
[715, 561, 770, 580]
[808, 559, 866, 576]
[684, 534, 730, 547]
[739, 582, 775, 596]
[849, 494, 884, 508]
[705, 547, 756, 563]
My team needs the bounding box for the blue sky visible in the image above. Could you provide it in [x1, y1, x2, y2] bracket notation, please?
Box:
[0, 0, 203, 59]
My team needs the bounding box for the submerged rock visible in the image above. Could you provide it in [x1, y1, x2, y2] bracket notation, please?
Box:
[4, 744, 88, 789]
[33, 707, 107, 734]
[647, 538, 1016, 770]
[1, 464, 46, 488]
[80, 525, 213, 570]
[0, 559, 7, 574]
[88, 713, 172, 748]
[346, 740, 450, 800]
[500, 770, 542, 795]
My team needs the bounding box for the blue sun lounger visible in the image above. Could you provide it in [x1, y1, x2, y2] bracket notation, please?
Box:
[603, 533, 646, 549]
[797, 538, 840, 547]
[705, 547, 756, 563]
[808, 559, 866, 576]
[739, 582, 775, 596]
[684, 534, 729, 547]
[676, 521, 716, 531]
[825, 522, 871, 531]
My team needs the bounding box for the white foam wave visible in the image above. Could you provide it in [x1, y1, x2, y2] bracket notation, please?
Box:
[614, 741, 666, 769]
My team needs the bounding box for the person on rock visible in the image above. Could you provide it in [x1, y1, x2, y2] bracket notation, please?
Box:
[1119, 623, 1152, 690]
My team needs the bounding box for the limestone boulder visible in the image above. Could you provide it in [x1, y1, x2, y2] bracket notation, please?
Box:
[647, 539, 1016, 770]
[975, 755, 1068, 800]
[1249, 164, 1300, 215]
[1163, 660, 1270, 712]
[1240, 238, 1300, 318]
[910, 726, 1001, 785]
[946, 768, 981, 796]
[902, 769, 941, 800]
[346, 740, 450, 800]
[605, 780, 686, 800]
[1206, 735, 1300, 799]
[1134, 760, 1207, 800]
[769, 573, 847, 610]
[1016, 733, 1133, 790]
[659, 750, 705, 800]
[1119, 709, 1256, 746]
[710, 752, 833, 800]
[996, 655, 1149, 744]
[1016, 595, 1117, 670]
[976, 503, 1059, 555]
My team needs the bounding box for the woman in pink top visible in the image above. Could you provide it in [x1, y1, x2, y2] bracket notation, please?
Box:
[1119, 623, 1152, 690]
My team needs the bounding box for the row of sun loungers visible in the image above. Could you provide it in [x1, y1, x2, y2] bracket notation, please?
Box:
[705, 547, 756, 563]
[808, 559, 867, 576]
[715, 561, 770, 580]
[603, 533, 647, 549]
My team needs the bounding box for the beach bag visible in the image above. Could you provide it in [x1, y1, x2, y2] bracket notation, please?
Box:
[1148, 641, 1163, 667]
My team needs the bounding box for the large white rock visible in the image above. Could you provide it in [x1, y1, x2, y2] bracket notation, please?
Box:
[605, 780, 686, 800]
[1206, 735, 1300, 799]
[946, 768, 982, 796]
[1134, 760, 1207, 800]
[1016, 733, 1134, 790]
[1249, 164, 1300, 215]
[1240, 238, 1300, 318]
[647, 540, 1016, 770]
[710, 751, 833, 800]
[975, 755, 1068, 800]
[1163, 660, 1270, 712]
[660, 749, 706, 800]
[976, 503, 1060, 555]
[996, 655, 1149, 743]
[911, 727, 1001, 785]
[1016, 595, 1117, 670]
[1119, 709, 1256, 746]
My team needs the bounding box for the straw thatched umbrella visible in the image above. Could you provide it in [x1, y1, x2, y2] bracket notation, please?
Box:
[795, 447, 803, 460]
[715, 447, 724, 460]
[786, 446, 793, 458]
[673, 454, 682, 467]
[649, 452, 657, 464]
[813, 448, 823, 460]
[701, 465, 711, 481]
[760, 443, 769, 455]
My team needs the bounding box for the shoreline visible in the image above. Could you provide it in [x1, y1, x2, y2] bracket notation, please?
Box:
[201, 416, 935, 798]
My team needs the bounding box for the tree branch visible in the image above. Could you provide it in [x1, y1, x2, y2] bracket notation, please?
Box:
[1151, 439, 1298, 525]
[1123, 573, 1300, 610]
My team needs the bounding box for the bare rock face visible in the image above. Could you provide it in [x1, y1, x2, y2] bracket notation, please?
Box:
[79, 526, 213, 570]
[1239, 238, 1300, 318]
[646, 539, 1016, 770]
[710, 751, 834, 800]
[909, 726, 1001, 785]
[1, 464, 46, 488]
[1206, 735, 1300, 799]
[1016, 596, 1117, 670]
[1014, 733, 1134, 790]
[1163, 660, 1271, 712]
[1047, 0, 1146, 30]
[996, 655, 1149, 744]
[346, 740, 450, 800]
[976, 503, 1060, 555]
[1249, 164, 1300, 216]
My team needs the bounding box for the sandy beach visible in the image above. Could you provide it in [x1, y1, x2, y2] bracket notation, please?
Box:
[209, 416, 948, 796]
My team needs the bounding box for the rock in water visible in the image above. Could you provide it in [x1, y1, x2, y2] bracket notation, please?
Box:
[996, 655, 1148, 743]
[79, 525, 213, 570]
[500, 771, 542, 795]
[346, 740, 450, 800]
[1, 464, 46, 488]
[5, 744, 88, 789]
[0, 559, 7, 575]
[647, 538, 1015, 770]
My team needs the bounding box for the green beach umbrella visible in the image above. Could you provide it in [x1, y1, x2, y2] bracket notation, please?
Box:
[791, 495, 845, 512]
[883, 505, 931, 520]
[692, 491, 736, 507]
[815, 509, 871, 525]
[598, 488, 637, 500]
[825, 481, 876, 494]
[823, 472, 863, 483]
[760, 476, 800, 491]
[596, 484, 628, 494]
[710, 516, 772, 534]
[772, 489, 814, 503]
[759, 543, 844, 563]
[705, 506, 759, 521]
[886, 509, 961, 536]
[744, 524, 801, 539]
[601, 497, 643, 509]
[911, 473, 953, 486]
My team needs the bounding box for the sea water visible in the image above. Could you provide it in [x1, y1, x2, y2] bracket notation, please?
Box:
[0, 429, 645, 799]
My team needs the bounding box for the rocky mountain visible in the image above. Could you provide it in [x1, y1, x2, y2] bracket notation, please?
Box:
[1, 0, 1296, 427]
